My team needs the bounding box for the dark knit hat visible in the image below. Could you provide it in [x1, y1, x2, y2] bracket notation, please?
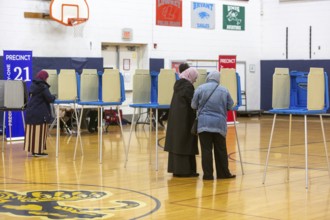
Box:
[35, 70, 49, 81]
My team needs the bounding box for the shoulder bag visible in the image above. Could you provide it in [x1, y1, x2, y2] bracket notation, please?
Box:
[191, 85, 218, 135]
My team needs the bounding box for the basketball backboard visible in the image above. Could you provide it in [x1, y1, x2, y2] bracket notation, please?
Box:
[50, 0, 89, 26]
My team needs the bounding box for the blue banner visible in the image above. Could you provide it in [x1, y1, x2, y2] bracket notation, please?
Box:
[3, 50, 32, 140]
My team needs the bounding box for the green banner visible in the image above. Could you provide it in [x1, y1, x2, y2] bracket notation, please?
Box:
[223, 5, 245, 31]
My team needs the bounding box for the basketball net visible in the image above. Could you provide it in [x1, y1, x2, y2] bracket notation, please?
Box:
[68, 18, 87, 38]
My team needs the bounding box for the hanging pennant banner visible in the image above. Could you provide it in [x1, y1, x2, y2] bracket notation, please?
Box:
[3, 50, 32, 140]
[191, 2, 215, 29]
[156, 0, 182, 27]
[223, 5, 245, 31]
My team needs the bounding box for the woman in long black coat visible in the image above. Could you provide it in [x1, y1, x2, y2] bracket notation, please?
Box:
[164, 67, 199, 177]
[24, 70, 56, 156]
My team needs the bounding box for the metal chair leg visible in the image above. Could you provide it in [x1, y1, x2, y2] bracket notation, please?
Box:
[304, 115, 308, 189]
[320, 115, 330, 178]
[232, 111, 244, 175]
[125, 108, 136, 168]
[287, 114, 292, 180]
[263, 114, 277, 184]
[117, 106, 127, 157]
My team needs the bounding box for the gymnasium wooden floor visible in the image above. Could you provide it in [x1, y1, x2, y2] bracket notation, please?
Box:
[1, 114, 330, 219]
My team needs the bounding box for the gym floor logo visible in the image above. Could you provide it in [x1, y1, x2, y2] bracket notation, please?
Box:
[0, 190, 146, 219]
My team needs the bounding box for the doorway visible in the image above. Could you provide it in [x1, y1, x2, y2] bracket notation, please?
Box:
[101, 43, 148, 115]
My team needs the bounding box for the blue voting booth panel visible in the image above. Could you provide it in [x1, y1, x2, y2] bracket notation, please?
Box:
[270, 70, 329, 114]
[232, 72, 242, 111]
[290, 71, 308, 109]
[150, 71, 159, 104]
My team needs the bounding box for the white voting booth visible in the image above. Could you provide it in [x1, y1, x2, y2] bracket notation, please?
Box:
[73, 68, 126, 163]
[0, 80, 28, 151]
[50, 69, 79, 158]
[194, 69, 207, 89]
[127, 69, 176, 170]
[263, 67, 330, 189]
[220, 68, 244, 175]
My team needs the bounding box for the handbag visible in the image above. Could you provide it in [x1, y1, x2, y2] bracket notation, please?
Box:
[191, 85, 218, 135]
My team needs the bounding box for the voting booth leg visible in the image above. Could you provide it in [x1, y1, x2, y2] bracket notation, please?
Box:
[320, 115, 330, 178]
[2, 112, 5, 152]
[304, 115, 308, 189]
[56, 105, 60, 158]
[287, 114, 292, 180]
[232, 111, 244, 175]
[125, 108, 137, 168]
[155, 109, 159, 171]
[99, 107, 103, 164]
[21, 111, 25, 132]
[49, 118, 57, 134]
[117, 106, 127, 157]
[74, 106, 84, 161]
[8, 111, 12, 141]
[262, 114, 277, 184]
[149, 108, 152, 165]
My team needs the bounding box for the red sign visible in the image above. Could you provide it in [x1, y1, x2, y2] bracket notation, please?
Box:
[218, 55, 236, 70]
[171, 61, 184, 74]
[156, 0, 182, 27]
[218, 55, 237, 123]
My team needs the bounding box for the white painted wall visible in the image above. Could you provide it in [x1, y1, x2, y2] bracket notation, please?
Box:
[261, 0, 330, 60]
[1, 0, 262, 111]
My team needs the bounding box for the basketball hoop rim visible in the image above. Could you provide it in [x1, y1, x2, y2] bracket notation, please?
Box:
[68, 18, 88, 26]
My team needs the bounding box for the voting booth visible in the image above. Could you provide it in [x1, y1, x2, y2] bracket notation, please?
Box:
[219, 68, 244, 174]
[126, 69, 176, 170]
[0, 80, 28, 150]
[194, 69, 207, 89]
[263, 67, 330, 189]
[73, 68, 126, 163]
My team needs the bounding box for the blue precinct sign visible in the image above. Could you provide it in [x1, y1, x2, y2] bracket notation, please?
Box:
[3, 50, 33, 141]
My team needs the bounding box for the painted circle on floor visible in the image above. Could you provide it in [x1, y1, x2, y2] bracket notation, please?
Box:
[0, 183, 161, 219]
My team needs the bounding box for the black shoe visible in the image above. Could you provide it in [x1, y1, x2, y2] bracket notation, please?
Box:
[33, 153, 48, 157]
[217, 174, 236, 179]
[189, 173, 199, 177]
[203, 176, 214, 180]
[173, 173, 199, 178]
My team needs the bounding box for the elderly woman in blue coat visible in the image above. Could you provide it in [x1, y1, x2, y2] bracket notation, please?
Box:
[24, 70, 56, 157]
[191, 70, 236, 180]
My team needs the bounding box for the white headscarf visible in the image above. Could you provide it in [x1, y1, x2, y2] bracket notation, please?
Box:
[179, 67, 199, 84]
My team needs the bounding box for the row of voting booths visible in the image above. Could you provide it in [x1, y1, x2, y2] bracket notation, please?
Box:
[0, 67, 243, 172]
[45, 68, 126, 163]
[263, 67, 330, 189]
